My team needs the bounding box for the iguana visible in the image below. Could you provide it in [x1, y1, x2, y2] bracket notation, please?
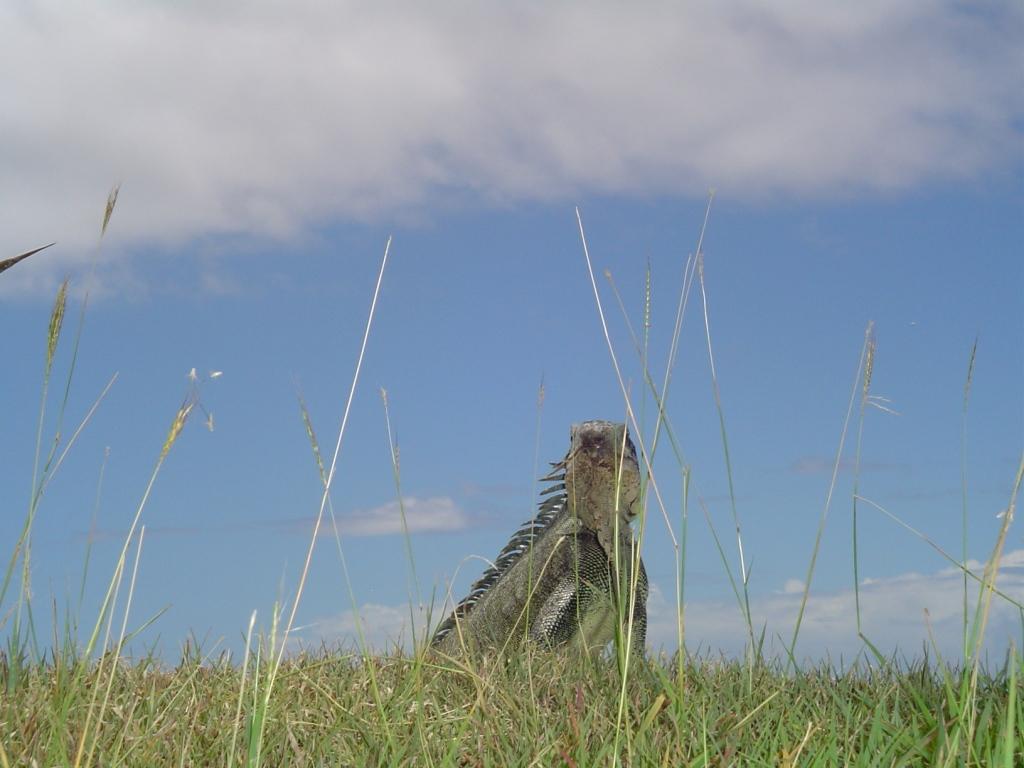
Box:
[431, 420, 648, 657]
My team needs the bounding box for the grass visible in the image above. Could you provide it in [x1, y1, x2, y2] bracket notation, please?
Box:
[2, 195, 1022, 766]
[2, 646, 1022, 765]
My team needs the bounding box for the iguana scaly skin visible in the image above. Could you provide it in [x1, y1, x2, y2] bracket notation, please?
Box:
[431, 420, 648, 657]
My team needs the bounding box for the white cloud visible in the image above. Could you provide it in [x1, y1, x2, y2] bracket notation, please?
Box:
[649, 547, 1024, 662]
[297, 602, 434, 653]
[326, 495, 470, 537]
[789, 456, 910, 475]
[1, 2, 1020, 289]
[299, 549, 1024, 660]
[780, 578, 806, 595]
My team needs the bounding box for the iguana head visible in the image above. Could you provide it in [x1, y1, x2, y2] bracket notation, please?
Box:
[564, 420, 642, 535]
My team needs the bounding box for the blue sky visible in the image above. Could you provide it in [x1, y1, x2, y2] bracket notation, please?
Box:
[2, 2, 1022, 663]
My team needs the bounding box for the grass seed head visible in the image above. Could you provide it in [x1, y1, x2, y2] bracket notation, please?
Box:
[102, 184, 120, 238]
[160, 401, 194, 461]
[862, 324, 876, 398]
[45, 279, 68, 378]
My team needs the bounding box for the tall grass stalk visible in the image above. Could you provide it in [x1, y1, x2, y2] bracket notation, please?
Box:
[85, 390, 195, 658]
[64, 184, 121, 619]
[604, 267, 687, 656]
[71, 383, 200, 768]
[601, 209, 718, 662]
[576, 208, 675, 572]
[961, 338, 978, 659]
[579, 202, 737, 745]
[575, 208, 676, 567]
[270, 236, 388, 661]
[81, 526, 146, 768]
[297, 373, 396, 756]
[641, 260, 652, 437]
[256, 239, 391, 764]
[17, 280, 67, 649]
[854, 450, 1021, 766]
[229, 610, 258, 767]
[604, 193, 712, 659]
[5, 304, 112, 670]
[602, 269, 689, 494]
[1000, 646, 1019, 765]
[696, 248, 756, 665]
[963, 453, 1022, 744]
[600, 194, 708, 469]
[576, 207, 683, 759]
[381, 388, 423, 625]
[247, 605, 277, 767]
[78, 447, 111, 614]
[851, 328, 877, 633]
[3, 186, 121, 667]
[41, 375, 118, 500]
[604, 194, 709, 479]
[677, 465, 690, 662]
[654, 191, 712, 462]
[853, 495, 1023, 611]
[49, 184, 120, 501]
[604, 264, 696, 656]
[788, 322, 872, 666]
[2, 371, 117, 635]
[522, 374, 547, 701]
[696, 495, 751, 641]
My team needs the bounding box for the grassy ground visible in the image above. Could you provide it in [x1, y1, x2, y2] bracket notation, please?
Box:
[3, 645, 1022, 766]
